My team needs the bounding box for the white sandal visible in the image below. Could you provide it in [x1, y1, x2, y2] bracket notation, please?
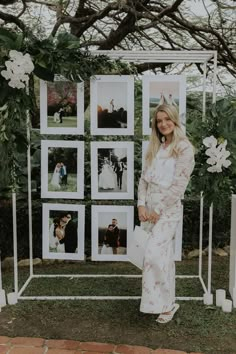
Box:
[156, 303, 180, 324]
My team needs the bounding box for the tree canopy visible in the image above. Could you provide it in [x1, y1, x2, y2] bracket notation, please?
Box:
[0, 0, 235, 80]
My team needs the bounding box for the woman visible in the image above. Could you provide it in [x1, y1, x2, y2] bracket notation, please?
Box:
[98, 158, 115, 190]
[50, 162, 61, 189]
[54, 218, 65, 253]
[138, 104, 195, 324]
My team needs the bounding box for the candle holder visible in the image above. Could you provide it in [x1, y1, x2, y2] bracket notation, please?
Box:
[222, 299, 233, 313]
[7, 292, 18, 305]
[216, 289, 226, 307]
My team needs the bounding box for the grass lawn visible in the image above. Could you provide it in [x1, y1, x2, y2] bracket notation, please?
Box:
[0, 256, 235, 354]
[47, 116, 77, 128]
[48, 173, 77, 192]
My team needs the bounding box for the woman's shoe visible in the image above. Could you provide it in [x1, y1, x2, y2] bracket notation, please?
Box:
[156, 303, 180, 324]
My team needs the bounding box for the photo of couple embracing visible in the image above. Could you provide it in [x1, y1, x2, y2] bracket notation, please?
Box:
[49, 211, 78, 254]
[47, 146, 78, 193]
[50, 162, 67, 189]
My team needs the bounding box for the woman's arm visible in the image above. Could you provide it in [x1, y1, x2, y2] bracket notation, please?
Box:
[137, 170, 148, 207]
[154, 140, 195, 215]
[137, 170, 150, 222]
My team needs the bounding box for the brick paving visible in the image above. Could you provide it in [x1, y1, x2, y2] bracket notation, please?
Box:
[0, 337, 203, 354]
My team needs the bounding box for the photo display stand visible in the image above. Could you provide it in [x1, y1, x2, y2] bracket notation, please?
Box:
[11, 50, 217, 302]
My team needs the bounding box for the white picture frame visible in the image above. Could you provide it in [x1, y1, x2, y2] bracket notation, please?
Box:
[91, 205, 134, 261]
[141, 141, 183, 261]
[90, 75, 134, 135]
[142, 75, 186, 135]
[42, 203, 85, 260]
[91, 141, 134, 200]
[41, 140, 84, 199]
[141, 140, 149, 170]
[40, 80, 84, 135]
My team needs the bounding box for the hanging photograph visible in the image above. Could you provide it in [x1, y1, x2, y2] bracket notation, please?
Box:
[91, 141, 134, 199]
[90, 75, 134, 135]
[141, 142, 183, 261]
[142, 75, 186, 135]
[91, 205, 134, 261]
[40, 80, 84, 135]
[42, 203, 85, 260]
[41, 140, 84, 199]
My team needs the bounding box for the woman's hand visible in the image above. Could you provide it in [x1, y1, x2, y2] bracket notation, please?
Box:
[148, 211, 160, 224]
[138, 206, 149, 222]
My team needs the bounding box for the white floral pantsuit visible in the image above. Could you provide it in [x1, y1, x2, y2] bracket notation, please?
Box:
[140, 219, 178, 313]
[138, 140, 195, 314]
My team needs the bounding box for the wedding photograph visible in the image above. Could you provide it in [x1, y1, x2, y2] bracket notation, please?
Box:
[91, 205, 134, 261]
[42, 203, 85, 260]
[142, 75, 186, 135]
[91, 141, 134, 199]
[40, 80, 84, 135]
[41, 140, 84, 199]
[90, 75, 134, 135]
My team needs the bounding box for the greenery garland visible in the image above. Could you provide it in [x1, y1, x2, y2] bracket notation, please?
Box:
[190, 98, 236, 209]
[0, 28, 136, 195]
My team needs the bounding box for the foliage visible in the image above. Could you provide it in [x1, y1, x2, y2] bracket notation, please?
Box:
[0, 22, 235, 254]
[0, 28, 136, 85]
[0, 27, 136, 195]
[187, 97, 236, 209]
[0, 85, 28, 193]
[0, 0, 235, 83]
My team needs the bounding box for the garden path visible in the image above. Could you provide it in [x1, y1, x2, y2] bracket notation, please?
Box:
[0, 336, 203, 354]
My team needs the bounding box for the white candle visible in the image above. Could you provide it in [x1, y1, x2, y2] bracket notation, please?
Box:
[7, 292, 17, 305]
[216, 289, 226, 306]
[222, 299, 232, 313]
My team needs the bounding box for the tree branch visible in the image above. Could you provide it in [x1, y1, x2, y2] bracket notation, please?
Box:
[0, 10, 26, 31]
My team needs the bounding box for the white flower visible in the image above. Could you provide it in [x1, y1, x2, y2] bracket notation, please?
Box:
[207, 165, 222, 173]
[223, 159, 231, 168]
[203, 135, 217, 148]
[204, 136, 231, 173]
[1, 50, 34, 89]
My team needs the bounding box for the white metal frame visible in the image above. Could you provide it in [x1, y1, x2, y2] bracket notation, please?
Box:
[11, 50, 217, 302]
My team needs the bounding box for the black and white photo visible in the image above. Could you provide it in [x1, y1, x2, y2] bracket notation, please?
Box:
[91, 141, 134, 199]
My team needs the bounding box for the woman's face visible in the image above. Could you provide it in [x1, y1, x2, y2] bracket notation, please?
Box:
[156, 111, 175, 138]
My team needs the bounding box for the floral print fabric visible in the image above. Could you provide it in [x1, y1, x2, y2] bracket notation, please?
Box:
[138, 139, 195, 314]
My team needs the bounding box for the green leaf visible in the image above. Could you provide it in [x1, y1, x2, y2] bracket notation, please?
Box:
[33, 64, 54, 81]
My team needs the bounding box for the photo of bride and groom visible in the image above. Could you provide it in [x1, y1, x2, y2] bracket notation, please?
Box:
[96, 211, 128, 258]
[47, 81, 77, 128]
[98, 149, 127, 193]
[47, 147, 77, 193]
[49, 211, 78, 254]
[50, 162, 67, 189]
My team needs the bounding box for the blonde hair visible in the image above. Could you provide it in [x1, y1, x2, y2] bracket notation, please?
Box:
[145, 104, 188, 166]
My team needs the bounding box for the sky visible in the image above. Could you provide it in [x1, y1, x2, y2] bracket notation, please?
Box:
[98, 212, 127, 229]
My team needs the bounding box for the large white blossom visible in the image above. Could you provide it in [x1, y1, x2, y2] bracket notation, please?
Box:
[1, 50, 34, 89]
[203, 135, 231, 173]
